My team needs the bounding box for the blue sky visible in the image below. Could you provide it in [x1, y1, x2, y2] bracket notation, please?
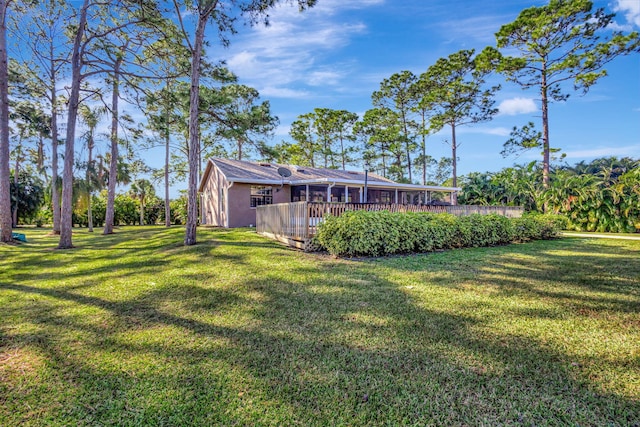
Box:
[196, 0, 640, 179]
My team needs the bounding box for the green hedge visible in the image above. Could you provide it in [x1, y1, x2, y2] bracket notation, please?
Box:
[315, 211, 566, 257]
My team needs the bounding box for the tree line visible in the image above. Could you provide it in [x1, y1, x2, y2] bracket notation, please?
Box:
[274, 1, 638, 203]
[0, 0, 315, 248]
[0, 0, 638, 247]
[458, 157, 640, 233]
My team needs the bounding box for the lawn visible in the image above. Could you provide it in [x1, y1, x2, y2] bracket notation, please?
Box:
[1, 227, 639, 426]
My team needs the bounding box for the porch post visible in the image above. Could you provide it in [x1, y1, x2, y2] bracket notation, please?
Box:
[359, 187, 363, 202]
[305, 184, 309, 202]
[327, 182, 335, 202]
[345, 185, 349, 202]
[395, 189, 398, 204]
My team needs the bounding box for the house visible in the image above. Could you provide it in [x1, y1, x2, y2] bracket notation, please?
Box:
[198, 158, 460, 228]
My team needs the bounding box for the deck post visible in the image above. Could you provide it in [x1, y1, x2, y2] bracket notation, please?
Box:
[304, 201, 310, 241]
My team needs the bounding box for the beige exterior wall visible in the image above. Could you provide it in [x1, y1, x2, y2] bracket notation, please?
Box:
[201, 165, 292, 228]
[273, 185, 291, 204]
[201, 165, 228, 227]
[227, 184, 291, 228]
[227, 184, 251, 228]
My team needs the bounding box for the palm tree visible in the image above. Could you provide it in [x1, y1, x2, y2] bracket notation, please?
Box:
[79, 105, 105, 232]
[129, 179, 155, 225]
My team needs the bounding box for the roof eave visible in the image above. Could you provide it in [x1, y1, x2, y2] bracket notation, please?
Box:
[289, 178, 460, 192]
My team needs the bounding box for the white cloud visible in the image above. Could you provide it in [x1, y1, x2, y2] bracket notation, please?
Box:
[307, 70, 344, 86]
[498, 97, 537, 115]
[437, 15, 512, 44]
[613, 0, 640, 27]
[458, 126, 511, 137]
[606, 20, 633, 31]
[482, 127, 511, 137]
[217, 2, 375, 98]
[260, 86, 309, 99]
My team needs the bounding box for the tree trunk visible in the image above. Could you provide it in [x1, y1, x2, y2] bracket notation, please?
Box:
[421, 111, 427, 186]
[139, 198, 144, 226]
[381, 153, 386, 178]
[0, 0, 12, 242]
[12, 153, 18, 227]
[37, 133, 44, 173]
[185, 15, 209, 246]
[450, 123, 458, 205]
[541, 71, 550, 190]
[87, 134, 93, 232]
[164, 103, 170, 227]
[50, 45, 61, 234]
[103, 63, 122, 235]
[59, 0, 89, 249]
[403, 117, 412, 183]
[87, 193, 93, 231]
[340, 135, 345, 170]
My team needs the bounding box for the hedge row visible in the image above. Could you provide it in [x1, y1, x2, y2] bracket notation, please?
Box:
[315, 211, 567, 257]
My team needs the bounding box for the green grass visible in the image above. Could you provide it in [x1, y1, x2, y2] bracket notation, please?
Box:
[1, 227, 639, 426]
[563, 230, 640, 238]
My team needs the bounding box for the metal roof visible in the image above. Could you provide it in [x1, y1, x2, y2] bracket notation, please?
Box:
[199, 158, 460, 192]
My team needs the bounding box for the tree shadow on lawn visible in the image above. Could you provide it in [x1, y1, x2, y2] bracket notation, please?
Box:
[474, 239, 640, 311]
[0, 228, 272, 290]
[380, 238, 640, 307]
[2, 252, 639, 426]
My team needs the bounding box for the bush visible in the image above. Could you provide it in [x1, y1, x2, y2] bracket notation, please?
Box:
[144, 196, 164, 225]
[170, 195, 188, 225]
[316, 211, 566, 257]
[512, 213, 567, 242]
[316, 211, 401, 257]
[114, 195, 138, 225]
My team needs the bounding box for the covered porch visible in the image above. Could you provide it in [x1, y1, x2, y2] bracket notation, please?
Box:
[288, 178, 459, 205]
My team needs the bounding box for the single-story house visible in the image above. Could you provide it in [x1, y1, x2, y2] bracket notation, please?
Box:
[198, 158, 460, 228]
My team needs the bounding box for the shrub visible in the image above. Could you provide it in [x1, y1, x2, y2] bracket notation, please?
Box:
[316, 211, 401, 257]
[512, 213, 567, 242]
[315, 211, 566, 257]
[170, 195, 188, 225]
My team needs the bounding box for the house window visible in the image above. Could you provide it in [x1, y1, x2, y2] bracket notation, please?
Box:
[250, 185, 273, 207]
[291, 186, 306, 202]
[309, 185, 327, 202]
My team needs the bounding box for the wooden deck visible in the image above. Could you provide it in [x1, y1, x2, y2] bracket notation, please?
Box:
[257, 202, 524, 250]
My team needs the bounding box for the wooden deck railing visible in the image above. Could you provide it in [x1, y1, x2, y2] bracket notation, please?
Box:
[256, 201, 309, 242]
[257, 202, 524, 248]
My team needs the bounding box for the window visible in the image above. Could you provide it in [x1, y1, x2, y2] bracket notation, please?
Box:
[291, 186, 306, 202]
[250, 186, 273, 207]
